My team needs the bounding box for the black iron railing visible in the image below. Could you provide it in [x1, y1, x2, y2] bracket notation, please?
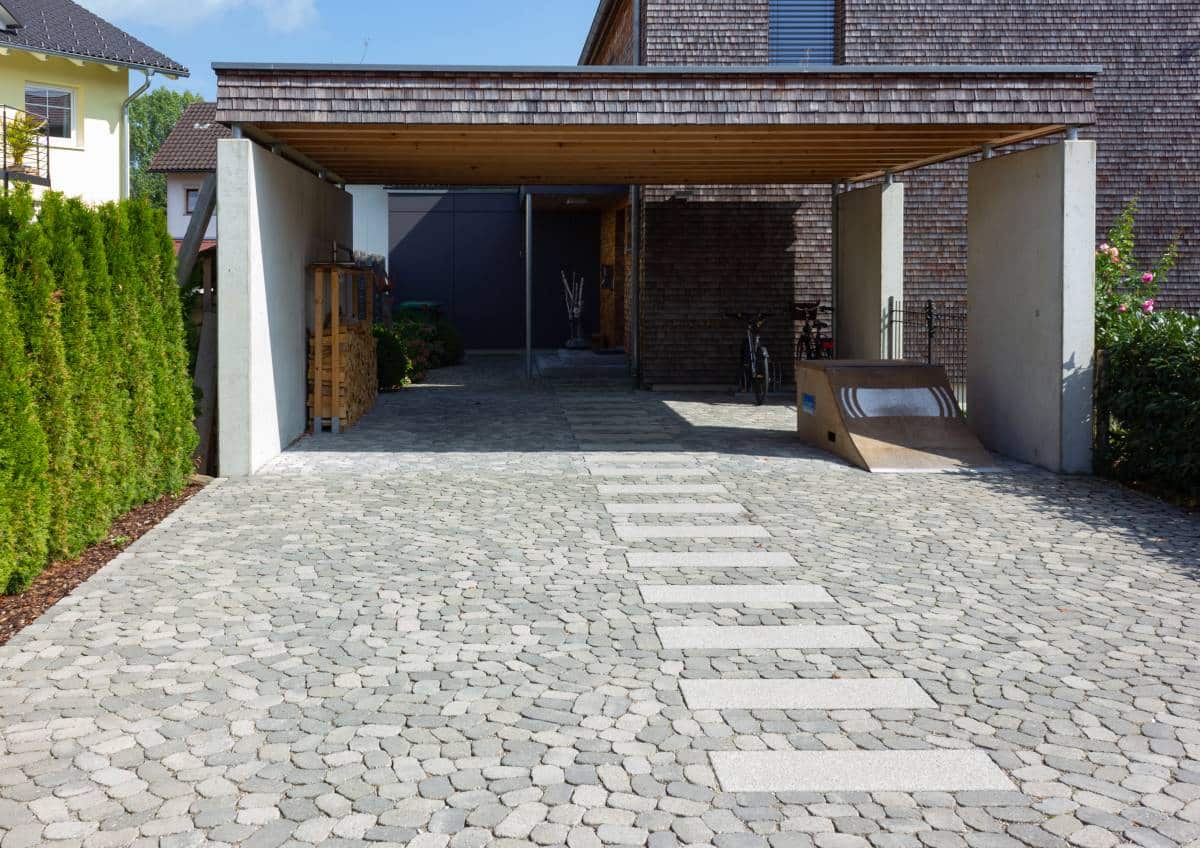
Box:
[886, 297, 969, 407]
[2, 105, 52, 190]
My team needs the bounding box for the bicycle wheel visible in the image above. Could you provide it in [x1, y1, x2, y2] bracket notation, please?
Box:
[754, 352, 769, 405]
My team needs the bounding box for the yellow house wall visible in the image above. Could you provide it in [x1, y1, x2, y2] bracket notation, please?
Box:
[0, 50, 128, 205]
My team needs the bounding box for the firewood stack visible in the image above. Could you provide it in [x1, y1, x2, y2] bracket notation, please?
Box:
[308, 264, 380, 433]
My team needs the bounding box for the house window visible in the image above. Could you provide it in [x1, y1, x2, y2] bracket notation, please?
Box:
[185, 188, 200, 215]
[24, 84, 74, 139]
[769, 0, 837, 65]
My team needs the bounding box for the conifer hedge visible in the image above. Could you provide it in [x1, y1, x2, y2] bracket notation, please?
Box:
[0, 187, 196, 593]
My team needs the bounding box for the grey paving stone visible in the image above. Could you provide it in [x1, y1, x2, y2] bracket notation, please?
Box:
[0, 359, 1196, 848]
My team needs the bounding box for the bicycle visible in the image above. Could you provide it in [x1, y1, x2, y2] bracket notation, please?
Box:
[729, 311, 772, 406]
[793, 302, 835, 361]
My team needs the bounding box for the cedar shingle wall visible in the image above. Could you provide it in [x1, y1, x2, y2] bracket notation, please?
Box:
[644, 0, 770, 65]
[589, 0, 636, 65]
[843, 0, 1200, 309]
[640, 0, 816, 383]
[632, 0, 1197, 383]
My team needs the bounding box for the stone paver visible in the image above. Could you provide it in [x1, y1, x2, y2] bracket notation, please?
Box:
[712, 752, 1017, 792]
[638, 584, 834, 606]
[1, 356, 1198, 848]
[678, 678, 937, 710]
[658, 624, 877, 649]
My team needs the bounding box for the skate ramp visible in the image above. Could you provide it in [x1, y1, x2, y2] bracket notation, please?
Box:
[796, 361, 997, 473]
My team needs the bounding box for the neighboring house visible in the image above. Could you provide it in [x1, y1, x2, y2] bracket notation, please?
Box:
[150, 101, 228, 243]
[0, 0, 187, 205]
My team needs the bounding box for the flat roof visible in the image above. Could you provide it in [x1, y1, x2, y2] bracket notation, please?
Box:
[214, 63, 1097, 186]
[212, 61, 1102, 76]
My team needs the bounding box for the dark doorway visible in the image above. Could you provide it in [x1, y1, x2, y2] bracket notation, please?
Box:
[532, 211, 602, 349]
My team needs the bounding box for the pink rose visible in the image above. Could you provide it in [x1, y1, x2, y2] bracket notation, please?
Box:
[1142, 272, 1155, 284]
[1118, 304, 1129, 313]
[1100, 243, 1110, 252]
[1143, 299, 1156, 314]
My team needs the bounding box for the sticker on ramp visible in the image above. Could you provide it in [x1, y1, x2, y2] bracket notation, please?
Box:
[802, 394, 816, 416]
[839, 386, 959, 420]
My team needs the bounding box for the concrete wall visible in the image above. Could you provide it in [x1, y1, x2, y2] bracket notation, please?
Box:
[836, 183, 904, 360]
[348, 185, 390, 269]
[217, 139, 353, 476]
[967, 141, 1096, 474]
[0, 51, 127, 204]
[166, 172, 217, 241]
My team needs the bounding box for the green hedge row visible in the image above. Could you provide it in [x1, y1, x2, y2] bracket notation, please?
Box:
[0, 187, 196, 593]
[1099, 311, 1200, 497]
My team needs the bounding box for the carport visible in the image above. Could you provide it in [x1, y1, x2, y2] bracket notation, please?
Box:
[212, 63, 1098, 476]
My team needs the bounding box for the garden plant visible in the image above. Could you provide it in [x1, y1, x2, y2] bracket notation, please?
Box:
[1095, 200, 1199, 499]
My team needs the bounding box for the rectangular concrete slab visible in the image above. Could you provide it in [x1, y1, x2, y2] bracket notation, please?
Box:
[639, 584, 833, 606]
[626, 551, 795, 568]
[710, 750, 1016, 793]
[598, 484, 728, 496]
[616, 525, 769, 541]
[657, 625, 875, 650]
[679, 678, 935, 710]
[586, 453, 696, 463]
[607, 503, 745, 515]
[578, 443, 681, 452]
[590, 467, 712, 478]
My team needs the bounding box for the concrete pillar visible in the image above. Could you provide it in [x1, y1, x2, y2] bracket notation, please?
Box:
[217, 139, 353, 476]
[835, 182, 904, 360]
[967, 140, 1096, 474]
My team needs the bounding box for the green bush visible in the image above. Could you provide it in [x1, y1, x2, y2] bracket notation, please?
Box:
[1094, 200, 1199, 497]
[374, 323, 413, 389]
[395, 307, 465, 369]
[1101, 311, 1200, 496]
[0, 186, 196, 593]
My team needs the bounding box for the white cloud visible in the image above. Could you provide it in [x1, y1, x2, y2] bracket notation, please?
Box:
[82, 0, 318, 33]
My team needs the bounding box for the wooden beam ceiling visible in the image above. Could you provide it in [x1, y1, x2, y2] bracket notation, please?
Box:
[252, 123, 1065, 186]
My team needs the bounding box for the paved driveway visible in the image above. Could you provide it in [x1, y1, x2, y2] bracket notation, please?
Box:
[2, 358, 1198, 848]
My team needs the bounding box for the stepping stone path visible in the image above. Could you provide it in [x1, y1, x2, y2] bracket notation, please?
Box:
[564, 398, 1017, 800]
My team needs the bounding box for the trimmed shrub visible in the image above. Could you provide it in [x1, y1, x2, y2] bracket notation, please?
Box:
[0, 186, 195, 592]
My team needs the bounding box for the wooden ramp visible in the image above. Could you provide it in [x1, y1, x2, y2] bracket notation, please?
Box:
[796, 361, 997, 473]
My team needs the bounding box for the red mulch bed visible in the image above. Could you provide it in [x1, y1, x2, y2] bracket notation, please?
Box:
[0, 482, 206, 647]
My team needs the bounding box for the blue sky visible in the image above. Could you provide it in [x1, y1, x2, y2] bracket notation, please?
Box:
[78, 1, 603, 98]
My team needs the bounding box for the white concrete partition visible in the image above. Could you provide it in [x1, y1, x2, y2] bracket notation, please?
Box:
[836, 182, 904, 360]
[967, 141, 1096, 474]
[217, 139, 354, 476]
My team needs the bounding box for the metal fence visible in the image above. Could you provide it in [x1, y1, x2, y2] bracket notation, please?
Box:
[885, 298, 969, 407]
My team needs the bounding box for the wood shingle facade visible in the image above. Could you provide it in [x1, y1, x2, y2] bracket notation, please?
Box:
[579, 0, 1199, 383]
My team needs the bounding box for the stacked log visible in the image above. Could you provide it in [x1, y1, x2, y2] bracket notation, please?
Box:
[308, 321, 377, 431]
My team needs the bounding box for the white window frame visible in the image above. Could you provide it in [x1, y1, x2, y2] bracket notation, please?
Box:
[185, 187, 200, 215]
[24, 82, 77, 146]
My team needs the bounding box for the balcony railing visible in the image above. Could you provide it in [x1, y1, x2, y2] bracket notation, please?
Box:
[2, 104, 52, 189]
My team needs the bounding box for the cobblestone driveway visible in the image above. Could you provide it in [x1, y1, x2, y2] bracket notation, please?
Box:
[2, 357, 1199, 848]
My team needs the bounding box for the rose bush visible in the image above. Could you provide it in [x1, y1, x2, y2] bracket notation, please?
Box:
[1095, 201, 1200, 497]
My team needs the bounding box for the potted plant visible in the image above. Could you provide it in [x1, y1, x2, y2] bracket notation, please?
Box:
[5, 111, 46, 172]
